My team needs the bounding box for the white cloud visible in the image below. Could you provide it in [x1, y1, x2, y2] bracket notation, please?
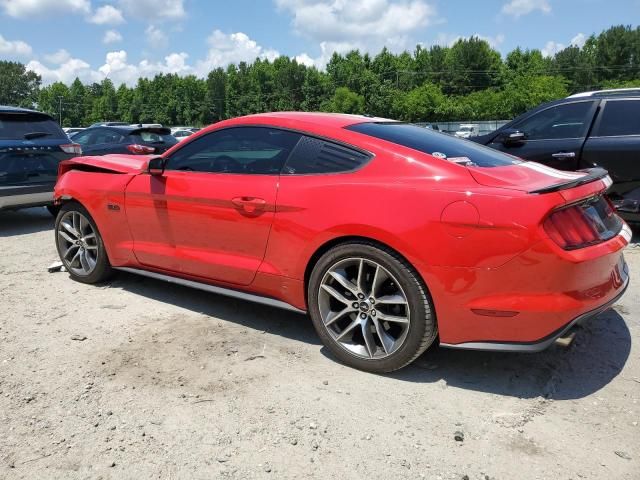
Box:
[541, 40, 564, 58]
[0, 0, 90, 17]
[88, 4, 124, 25]
[541, 32, 587, 58]
[571, 32, 586, 48]
[145, 25, 168, 48]
[501, 0, 551, 18]
[0, 34, 32, 56]
[44, 49, 72, 64]
[195, 30, 280, 75]
[99, 50, 193, 85]
[276, 0, 437, 67]
[103, 30, 123, 44]
[276, 0, 436, 43]
[435, 33, 506, 49]
[117, 0, 185, 20]
[26, 56, 101, 84]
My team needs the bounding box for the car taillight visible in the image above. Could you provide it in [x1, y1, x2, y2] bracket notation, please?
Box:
[60, 144, 82, 155]
[127, 144, 155, 154]
[543, 196, 623, 250]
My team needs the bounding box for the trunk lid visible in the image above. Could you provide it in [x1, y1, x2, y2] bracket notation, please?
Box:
[467, 162, 611, 196]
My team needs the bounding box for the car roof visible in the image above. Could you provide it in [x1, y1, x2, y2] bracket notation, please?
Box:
[567, 87, 640, 99]
[0, 105, 54, 117]
[231, 112, 391, 129]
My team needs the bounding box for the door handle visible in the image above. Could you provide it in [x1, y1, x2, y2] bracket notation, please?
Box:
[231, 196, 266, 213]
[551, 151, 576, 159]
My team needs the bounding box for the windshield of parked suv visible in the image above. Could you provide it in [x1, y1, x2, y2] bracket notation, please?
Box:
[0, 113, 67, 140]
[346, 122, 521, 168]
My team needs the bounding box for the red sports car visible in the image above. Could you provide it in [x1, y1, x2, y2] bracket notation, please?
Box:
[53, 113, 631, 372]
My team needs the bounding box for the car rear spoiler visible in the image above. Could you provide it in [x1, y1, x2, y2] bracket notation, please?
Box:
[529, 168, 611, 194]
[129, 127, 171, 135]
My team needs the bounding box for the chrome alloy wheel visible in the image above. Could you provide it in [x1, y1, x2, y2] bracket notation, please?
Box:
[318, 258, 411, 360]
[56, 211, 99, 276]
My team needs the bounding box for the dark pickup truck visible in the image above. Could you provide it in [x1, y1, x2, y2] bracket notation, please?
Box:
[472, 89, 640, 223]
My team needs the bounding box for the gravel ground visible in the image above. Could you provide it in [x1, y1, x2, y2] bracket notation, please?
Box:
[1, 207, 639, 480]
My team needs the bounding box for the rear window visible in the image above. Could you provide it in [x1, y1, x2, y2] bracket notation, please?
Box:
[345, 122, 521, 168]
[132, 130, 178, 145]
[594, 99, 640, 137]
[0, 113, 66, 140]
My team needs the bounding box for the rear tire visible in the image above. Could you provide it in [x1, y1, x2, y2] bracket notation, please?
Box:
[55, 202, 113, 284]
[308, 241, 437, 373]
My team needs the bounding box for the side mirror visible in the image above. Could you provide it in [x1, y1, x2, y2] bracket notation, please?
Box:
[499, 129, 527, 146]
[147, 156, 165, 176]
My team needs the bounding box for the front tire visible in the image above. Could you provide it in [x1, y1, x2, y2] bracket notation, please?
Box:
[308, 241, 437, 373]
[55, 202, 113, 284]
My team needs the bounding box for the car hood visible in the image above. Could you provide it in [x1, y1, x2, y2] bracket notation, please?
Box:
[467, 161, 609, 194]
[62, 154, 153, 174]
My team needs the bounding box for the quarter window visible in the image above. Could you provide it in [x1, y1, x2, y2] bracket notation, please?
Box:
[165, 127, 302, 174]
[594, 100, 640, 137]
[513, 101, 594, 140]
[283, 136, 372, 174]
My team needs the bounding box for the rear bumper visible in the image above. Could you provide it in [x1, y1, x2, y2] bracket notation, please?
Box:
[424, 227, 630, 347]
[440, 272, 628, 352]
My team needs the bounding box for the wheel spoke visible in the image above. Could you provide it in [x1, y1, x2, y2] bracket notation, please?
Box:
[376, 312, 409, 324]
[361, 318, 376, 358]
[356, 259, 365, 292]
[79, 249, 91, 272]
[85, 244, 98, 251]
[324, 307, 353, 326]
[335, 318, 361, 342]
[63, 244, 79, 260]
[376, 294, 407, 305]
[328, 270, 358, 296]
[69, 248, 82, 267]
[372, 317, 394, 354]
[57, 230, 76, 244]
[83, 233, 96, 241]
[320, 284, 351, 305]
[60, 221, 80, 239]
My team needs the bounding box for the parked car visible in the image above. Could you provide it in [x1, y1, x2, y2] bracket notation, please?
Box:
[131, 123, 163, 129]
[172, 129, 194, 141]
[471, 88, 640, 223]
[455, 124, 478, 138]
[423, 124, 440, 131]
[0, 106, 81, 214]
[63, 127, 85, 138]
[70, 126, 178, 156]
[52, 113, 630, 372]
[89, 122, 130, 128]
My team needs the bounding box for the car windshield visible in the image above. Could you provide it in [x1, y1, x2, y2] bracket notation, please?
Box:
[346, 122, 521, 168]
[0, 113, 66, 140]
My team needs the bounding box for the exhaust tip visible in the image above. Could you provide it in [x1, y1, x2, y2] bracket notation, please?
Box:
[555, 331, 577, 349]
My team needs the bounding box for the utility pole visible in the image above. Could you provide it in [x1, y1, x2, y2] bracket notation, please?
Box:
[58, 96, 63, 125]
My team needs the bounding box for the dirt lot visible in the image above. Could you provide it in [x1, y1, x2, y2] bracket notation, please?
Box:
[1, 207, 639, 480]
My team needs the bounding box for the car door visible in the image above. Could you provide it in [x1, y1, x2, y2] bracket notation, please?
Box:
[582, 98, 640, 216]
[124, 126, 302, 285]
[488, 100, 598, 170]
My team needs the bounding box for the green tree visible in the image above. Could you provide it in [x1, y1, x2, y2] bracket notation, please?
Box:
[323, 87, 365, 114]
[0, 61, 41, 108]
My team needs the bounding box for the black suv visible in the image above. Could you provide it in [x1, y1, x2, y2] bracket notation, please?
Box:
[71, 125, 177, 156]
[472, 88, 640, 223]
[0, 106, 81, 214]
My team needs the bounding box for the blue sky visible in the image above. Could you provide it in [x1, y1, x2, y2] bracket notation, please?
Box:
[0, 0, 638, 85]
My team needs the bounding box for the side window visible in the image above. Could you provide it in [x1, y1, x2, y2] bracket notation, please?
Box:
[283, 136, 372, 174]
[92, 129, 124, 144]
[514, 101, 594, 140]
[71, 130, 94, 145]
[165, 127, 301, 174]
[594, 100, 640, 137]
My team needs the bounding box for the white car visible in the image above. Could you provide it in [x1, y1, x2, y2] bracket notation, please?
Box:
[172, 129, 194, 141]
[455, 124, 478, 138]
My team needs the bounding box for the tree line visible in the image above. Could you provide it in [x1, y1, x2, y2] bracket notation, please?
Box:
[1, 25, 638, 127]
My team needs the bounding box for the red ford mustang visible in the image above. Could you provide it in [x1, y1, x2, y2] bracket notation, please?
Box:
[53, 112, 631, 372]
